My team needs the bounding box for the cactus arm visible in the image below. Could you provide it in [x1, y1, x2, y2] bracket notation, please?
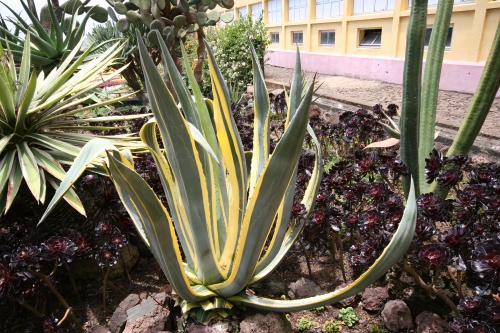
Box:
[418, 0, 453, 194]
[400, 0, 428, 198]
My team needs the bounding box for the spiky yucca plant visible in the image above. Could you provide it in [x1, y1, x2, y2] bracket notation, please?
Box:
[41, 32, 417, 320]
[0, 34, 145, 215]
[0, 0, 103, 73]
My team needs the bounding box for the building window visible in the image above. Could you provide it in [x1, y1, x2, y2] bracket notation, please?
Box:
[424, 26, 453, 49]
[292, 31, 304, 45]
[316, 0, 343, 18]
[252, 3, 263, 22]
[359, 28, 382, 47]
[320, 31, 335, 45]
[289, 0, 308, 21]
[268, 0, 282, 23]
[353, 0, 394, 14]
[271, 32, 280, 44]
[238, 6, 247, 17]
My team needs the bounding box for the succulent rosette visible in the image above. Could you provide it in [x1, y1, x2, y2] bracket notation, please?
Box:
[418, 243, 451, 268]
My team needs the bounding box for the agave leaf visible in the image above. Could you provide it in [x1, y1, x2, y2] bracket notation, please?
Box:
[0, 63, 15, 125]
[140, 119, 197, 269]
[379, 122, 401, 139]
[46, 0, 64, 52]
[18, 0, 54, 46]
[106, 151, 217, 303]
[9, 22, 59, 59]
[6, 162, 22, 212]
[229, 180, 417, 311]
[137, 32, 223, 285]
[32, 147, 66, 181]
[0, 150, 15, 196]
[248, 41, 270, 198]
[27, 134, 82, 156]
[205, 41, 247, 273]
[210, 75, 315, 298]
[253, 124, 322, 279]
[14, 72, 37, 134]
[17, 142, 41, 201]
[45, 173, 85, 216]
[39, 138, 117, 224]
[14, 32, 31, 107]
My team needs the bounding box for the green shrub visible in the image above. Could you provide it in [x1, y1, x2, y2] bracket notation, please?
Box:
[205, 14, 271, 92]
[338, 307, 359, 327]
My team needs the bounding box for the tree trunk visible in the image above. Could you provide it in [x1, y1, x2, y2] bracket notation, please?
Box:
[194, 29, 206, 84]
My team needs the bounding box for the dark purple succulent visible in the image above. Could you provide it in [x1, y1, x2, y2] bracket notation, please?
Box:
[367, 182, 387, 202]
[109, 232, 128, 249]
[316, 191, 332, 206]
[356, 152, 379, 176]
[386, 209, 404, 232]
[438, 169, 463, 188]
[41, 237, 77, 262]
[437, 224, 470, 248]
[386, 104, 399, 117]
[464, 321, 496, 333]
[95, 244, 120, 267]
[311, 210, 326, 226]
[384, 195, 403, 211]
[10, 245, 40, 268]
[445, 154, 469, 167]
[418, 243, 451, 267]
[362, 210, 380, 229]
[417, 193, 448, 220]
[95, 221, 115, 235]
[450, 317, 471, 333]
[291, 202, 307, 218]
[349, 238, 382, 267]
[425, 149, 444, 183]
[387, 158, 408, 176]
[486, 300, 500, 323]
[344, 212, 360, 228]
[457, 296, 485, 317]
[471, 242, 500, 280]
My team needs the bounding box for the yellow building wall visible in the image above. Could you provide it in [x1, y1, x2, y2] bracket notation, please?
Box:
[221, 0, 500, 63]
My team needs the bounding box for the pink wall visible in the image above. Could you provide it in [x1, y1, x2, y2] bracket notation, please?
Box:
[267, 50, 500, 97]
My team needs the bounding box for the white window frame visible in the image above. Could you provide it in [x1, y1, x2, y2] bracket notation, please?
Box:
[289, 0, 308, 21]
[316, 0, 343, 18]
[353, 0, 394, 14]
[252, 3, 263, 22]
[359, 28, 382, 48]
[292, 31, 304, 45]
[268, 0, 282, 23]
[271, 32, 280, 44]
[320, 30, 335, 46]
[424, 26, 454, 49]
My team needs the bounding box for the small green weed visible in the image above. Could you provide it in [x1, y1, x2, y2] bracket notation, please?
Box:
[311, 306, 325, 312]
[338, 307, 359, 327]
[369, 324, 388, 333]
[297, 317, 316, 331]
[322, 320, 342, 333]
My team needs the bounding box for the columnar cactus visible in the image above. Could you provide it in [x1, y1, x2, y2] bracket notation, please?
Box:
[106, 0, 235, 82]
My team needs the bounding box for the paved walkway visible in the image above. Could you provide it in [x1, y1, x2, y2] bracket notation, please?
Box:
[264, 65, 500, 160]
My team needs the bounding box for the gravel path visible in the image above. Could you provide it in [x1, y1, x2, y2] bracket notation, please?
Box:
[264, 65, 500, 139]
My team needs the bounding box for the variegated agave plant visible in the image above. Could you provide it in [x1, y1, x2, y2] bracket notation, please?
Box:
[41, 31, 417, 320]
[0, 34, 144, 215]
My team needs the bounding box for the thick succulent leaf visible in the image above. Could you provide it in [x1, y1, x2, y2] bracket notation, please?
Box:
[210, 77, 315, 297]
[6, 162, 22, 212]
[16, 142, 41, 202]
[0, 47, 15, 124]
[0, 150, 15, 197]
[39, 138, 118, 224]
[229, 180, 417, 311]
[140, 119, 197, 270]
[287, 47, 302, 122]
[379, 122, 401, 139]
[137, 34, 223, 285]
[248, 41, 270, 198]
[32, 147, 67, 181]
[46, 0, 64, 52]
[18, 0, 54, 46]
[12, 23, 58, 59]
[180, 42, 229, 260]
[45, 173, 85, 215]
[14, 72, 37, 134]
[188, 122, 220, 165]
[106, 152, 217, 303]
[14, 32, 31, 107]
[205, 41, 248, 272]
[0, 134, 13, 157]
[253, 124, 322, 279]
